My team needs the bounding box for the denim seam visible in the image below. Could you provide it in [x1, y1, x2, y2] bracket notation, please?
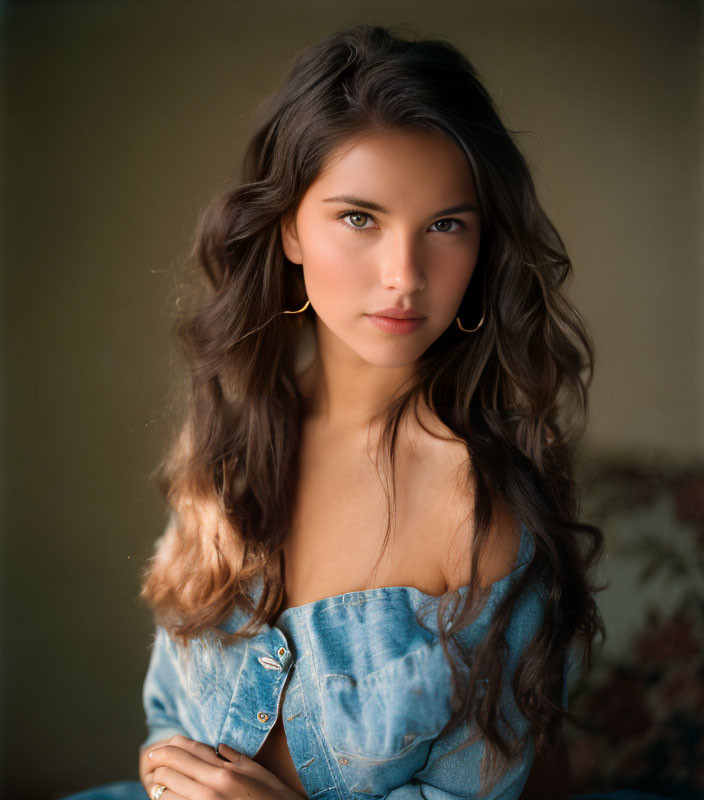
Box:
[304, 614, 348, 797]
[219, 639, 250, 744]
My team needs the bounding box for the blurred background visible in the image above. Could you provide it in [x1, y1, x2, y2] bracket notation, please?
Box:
[2, 0, 703, 797]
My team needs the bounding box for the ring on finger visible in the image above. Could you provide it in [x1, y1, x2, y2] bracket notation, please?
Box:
[151, 784, 166, 800]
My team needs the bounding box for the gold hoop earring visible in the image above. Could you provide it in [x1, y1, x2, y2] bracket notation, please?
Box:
[226, 297, 311, 348]
[456, 309, 485, 333]
[280, 299, 310, 315]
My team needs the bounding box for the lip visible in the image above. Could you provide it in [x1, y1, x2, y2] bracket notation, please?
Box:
[364, 313, 426, 335]
[368, 307, 426, 319]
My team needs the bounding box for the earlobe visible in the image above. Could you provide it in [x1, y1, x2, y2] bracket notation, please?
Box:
[280, 215, 303, 265]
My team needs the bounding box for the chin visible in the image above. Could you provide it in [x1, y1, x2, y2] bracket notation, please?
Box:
[318, 318, 433, 367]
[353, 341, 430, 369]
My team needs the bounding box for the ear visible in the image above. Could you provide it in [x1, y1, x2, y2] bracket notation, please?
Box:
[280, 214, 303, 265]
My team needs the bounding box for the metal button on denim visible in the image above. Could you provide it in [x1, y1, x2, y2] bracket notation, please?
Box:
[257, 711, 270, 723]
[258, 655, 282, 671]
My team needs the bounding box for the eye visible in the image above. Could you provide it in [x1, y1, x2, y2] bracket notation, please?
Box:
[337, 211, 375, 232]
[430, 218, 466, 234]
[336, 210, 468, 235]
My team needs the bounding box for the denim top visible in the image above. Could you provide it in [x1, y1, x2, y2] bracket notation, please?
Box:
[142, 523, 563, 800]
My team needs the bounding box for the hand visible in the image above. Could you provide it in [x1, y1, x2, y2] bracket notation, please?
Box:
[141, 734, 307, 800]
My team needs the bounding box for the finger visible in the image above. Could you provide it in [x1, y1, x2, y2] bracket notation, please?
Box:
[150, 766, 209, 800]
[145, 780, 186, 800]
[140, 738, 175, 783]
[147, 744, 227, 786]
[150, 734, 222, 767]
[217, 743, 289, 790]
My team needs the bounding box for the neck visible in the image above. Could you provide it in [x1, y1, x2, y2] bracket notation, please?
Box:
[297, 317, 417, 431]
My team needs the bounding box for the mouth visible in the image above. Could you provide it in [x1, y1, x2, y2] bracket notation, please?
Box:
[368, 307, 426, 320]
[364, 313, 426, 335]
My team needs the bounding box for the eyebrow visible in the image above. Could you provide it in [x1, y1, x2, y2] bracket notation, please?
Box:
[322, 194, 479, 217]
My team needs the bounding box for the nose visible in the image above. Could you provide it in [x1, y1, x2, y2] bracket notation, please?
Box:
[379, 232, 427, 293]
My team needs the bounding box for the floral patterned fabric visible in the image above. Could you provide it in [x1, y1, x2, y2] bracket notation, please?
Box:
[565, 461, 704, 800]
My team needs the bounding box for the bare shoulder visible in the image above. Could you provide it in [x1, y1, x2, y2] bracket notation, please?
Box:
[443, 498, 522, 592]
[407, 406, 522, 593]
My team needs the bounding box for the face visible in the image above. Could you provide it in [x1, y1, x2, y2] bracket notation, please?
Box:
[281, 128, 481, 369]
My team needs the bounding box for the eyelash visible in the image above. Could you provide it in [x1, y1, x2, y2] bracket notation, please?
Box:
[336, 210, 468, 235]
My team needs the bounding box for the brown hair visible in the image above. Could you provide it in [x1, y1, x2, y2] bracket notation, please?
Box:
[140, 23, 603, 795]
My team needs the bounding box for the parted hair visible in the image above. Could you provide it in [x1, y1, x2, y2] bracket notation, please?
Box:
[140, 23, 604, 796]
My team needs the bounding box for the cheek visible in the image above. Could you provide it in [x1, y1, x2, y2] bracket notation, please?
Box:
[436, 251, 479, 301]
[459, 261, 479, 294]
[302, 232, 369, 299]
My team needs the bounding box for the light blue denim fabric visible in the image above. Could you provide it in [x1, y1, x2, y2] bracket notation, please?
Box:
[61, 784, 673, 800]
[136, 523, 555, 800]
[62, 523, 676, 800]
[62, 787, 674, 800]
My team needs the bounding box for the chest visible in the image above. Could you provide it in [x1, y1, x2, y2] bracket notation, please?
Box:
[275, 421, 472, 614]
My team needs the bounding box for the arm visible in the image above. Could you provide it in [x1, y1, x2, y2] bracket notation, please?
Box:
[139, 626, 195, 796]
[142, 625, 194, 748]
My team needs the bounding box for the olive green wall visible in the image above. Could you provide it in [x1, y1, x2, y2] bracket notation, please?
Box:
[2, 0, 702, 796]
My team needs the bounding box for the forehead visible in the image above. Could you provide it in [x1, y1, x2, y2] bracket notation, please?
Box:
[307, 128, 478, 204]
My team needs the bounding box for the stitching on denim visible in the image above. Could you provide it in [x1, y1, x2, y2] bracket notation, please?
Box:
[218, 640, 250, 744]
[304, 614, 350, 795]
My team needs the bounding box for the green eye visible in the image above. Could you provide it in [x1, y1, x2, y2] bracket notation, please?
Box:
[344, 212, 369, 228]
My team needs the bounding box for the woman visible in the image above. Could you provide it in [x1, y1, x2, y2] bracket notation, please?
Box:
[66, 23, 630, 800]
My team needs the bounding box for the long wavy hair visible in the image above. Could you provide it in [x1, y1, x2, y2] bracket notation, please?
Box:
[140, 23, 604, 795]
